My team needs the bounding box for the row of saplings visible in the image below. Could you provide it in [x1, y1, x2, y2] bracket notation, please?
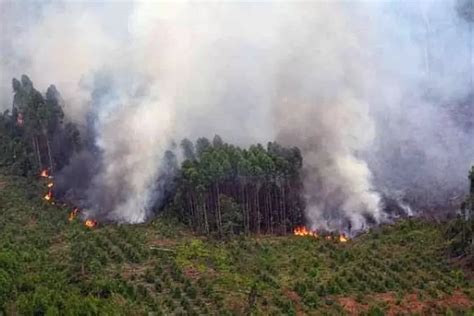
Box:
[68, 232, 226, 314]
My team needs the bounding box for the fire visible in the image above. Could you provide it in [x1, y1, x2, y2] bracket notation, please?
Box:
[84, 219, 97, 228]
[47, 182, 54, 188]
[293, 226, 349, 242]
[40, 170, 49, 178]
[293, 226, 318, 237]
[44, 191, 52, 201]
[68, 208, 79, 222]
[339, 235, 348, 243]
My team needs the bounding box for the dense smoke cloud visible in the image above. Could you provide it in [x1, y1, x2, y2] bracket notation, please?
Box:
[1, 1, 472, 230]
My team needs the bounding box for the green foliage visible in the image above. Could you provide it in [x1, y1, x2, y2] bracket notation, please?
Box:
[0, 75, 81, 177]
[220, 195, 243, 236]
[174, 136, 304, 236]
[0, 171, 473, 314]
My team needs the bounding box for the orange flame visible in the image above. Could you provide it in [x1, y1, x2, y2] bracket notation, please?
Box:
[43, 191, 52, 201]
[68, 208, 79, 222]
[293, 226, 318, 237]
[339, 235, 348, 243]
[85, 219, 97, 228]
[40, 170, 49, 178]
[293, 226, 349, 242]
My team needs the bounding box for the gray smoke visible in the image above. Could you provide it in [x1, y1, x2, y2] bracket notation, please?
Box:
[1, 1, 472, 230]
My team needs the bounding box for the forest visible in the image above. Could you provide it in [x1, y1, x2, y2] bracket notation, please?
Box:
[1, 0, 474, 313]
[0, 75, 307, 236]
[1, 75, 472, 252]
[0, 75, 80, 177]
[171, 136, 305, 236]
[0, 76, 473, 314]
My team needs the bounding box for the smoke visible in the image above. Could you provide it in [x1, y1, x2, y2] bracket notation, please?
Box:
[1, 1, 472, 230]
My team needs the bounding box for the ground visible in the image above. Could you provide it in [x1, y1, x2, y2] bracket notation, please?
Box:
[0, 174, 473, 315]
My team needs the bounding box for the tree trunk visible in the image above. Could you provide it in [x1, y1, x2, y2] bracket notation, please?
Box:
[240, 183, 249, 235]
[190, 192, 197, 230]
[45, 133, 54, 173]
[269, 187, 273, 233]
[245, 183, 250, 235]
[203, 193, 209, 234]
[33, 136, 42, 170]
[256, 183, 260, 235]
[281, 182, 286, 234]
[216, 182, 222, 236]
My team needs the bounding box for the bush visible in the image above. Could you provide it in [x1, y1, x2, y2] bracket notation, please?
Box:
[185, 286, 197, 299]
[0, 269, 13, 306]
[303, 293, 319, 308]
[154, 280, 162, 292]
[366, 305, 385, 316]
[172, 287, 182, 299]
[294, 281, 307, 296]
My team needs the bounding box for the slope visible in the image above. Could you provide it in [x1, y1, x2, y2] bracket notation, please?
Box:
[0, 175, 472, 315]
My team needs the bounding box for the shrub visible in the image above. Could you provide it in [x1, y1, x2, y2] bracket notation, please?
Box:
[186, 286, 197, 299]
[366, 305, 385, 316]
[172, 287, 182, 299]
[154, 280, 162, 293]
[294, 281, 307, 296]
[303, 293, 319, 308]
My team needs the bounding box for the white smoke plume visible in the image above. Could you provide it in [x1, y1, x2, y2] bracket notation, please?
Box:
[1, 1, 472, 230]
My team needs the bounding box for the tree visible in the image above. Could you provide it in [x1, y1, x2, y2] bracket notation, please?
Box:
[195, 137, 211, 159]
[1, 75, 81, 176]
[220, 195, 243, 236]
[212, 134, 224, 148]
[171, 136, 305, 237]
[180, 138, 196, 161]
[446, 167, 474, 258]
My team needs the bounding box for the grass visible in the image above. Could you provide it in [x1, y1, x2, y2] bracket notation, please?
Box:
[0, 174, 473, 315]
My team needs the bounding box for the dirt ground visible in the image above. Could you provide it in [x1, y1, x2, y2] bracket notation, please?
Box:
[338, 290, 473, 315]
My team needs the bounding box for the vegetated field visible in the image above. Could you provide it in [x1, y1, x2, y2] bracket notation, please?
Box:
[0, 175, 473, 315]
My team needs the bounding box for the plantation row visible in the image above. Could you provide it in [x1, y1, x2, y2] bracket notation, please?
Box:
[0, 175, 473, 314]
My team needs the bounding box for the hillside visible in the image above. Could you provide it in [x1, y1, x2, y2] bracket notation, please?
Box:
[0, 174, 473, 315]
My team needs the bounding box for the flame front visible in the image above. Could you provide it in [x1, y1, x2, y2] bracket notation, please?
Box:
[44, 191, 52, 201]
[85, 219, 97, 228]
[39, 171, 99, 229]
[293, 226, 349, 242]
[69, 208, 79, 222]
[293, 226, 318, 237]
[339, 235, 348, 243]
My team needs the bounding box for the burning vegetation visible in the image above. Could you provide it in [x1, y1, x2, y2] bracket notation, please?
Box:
[293, 226, 318, 237]
[2, 172, 474, 315]
[40, 170, 97, 229]
[84, 219, 97, 228]
[43, 191, 52, 201]
[1, 74, 472, 238]
[293, 226, 349, 242]
[68, 208, 79, 222]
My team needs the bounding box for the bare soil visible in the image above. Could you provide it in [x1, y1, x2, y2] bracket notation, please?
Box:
[338, 291, 473, 315]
